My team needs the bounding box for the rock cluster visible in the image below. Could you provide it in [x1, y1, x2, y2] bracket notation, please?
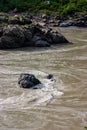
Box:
[0, 25, 69, 49]
[0, 12, 87, 28]
[18, 73, 54, 89]
[8, 15, 32, 25]
[32, 13, 87, 27]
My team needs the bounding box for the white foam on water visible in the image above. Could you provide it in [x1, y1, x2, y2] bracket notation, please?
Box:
[0, 71, 63, 110]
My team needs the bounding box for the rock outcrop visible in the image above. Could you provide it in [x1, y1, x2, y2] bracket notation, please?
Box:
[0, 25, 25, 48]
[0, 25, 69, 49]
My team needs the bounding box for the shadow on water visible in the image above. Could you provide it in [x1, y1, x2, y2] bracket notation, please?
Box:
[0, 43, 71, 52]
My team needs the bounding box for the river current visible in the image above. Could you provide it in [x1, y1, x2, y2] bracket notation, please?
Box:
[0, 27, 87, 130]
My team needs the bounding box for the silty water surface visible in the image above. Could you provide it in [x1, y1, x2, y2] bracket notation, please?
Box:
[0, 27, 87, 130]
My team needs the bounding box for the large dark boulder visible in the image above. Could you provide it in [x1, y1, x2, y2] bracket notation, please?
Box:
[45, 30, 69, 44]
[51, 32, 69, 43]
[31, 26, 69, 45]
[3, 25, 25, 44]
[18, 73, 41, 89]
[0, 24, 69, 49]
[0, 25, 25, 48]
[32, 29, 50, 47]
[0, 36, 18, 49]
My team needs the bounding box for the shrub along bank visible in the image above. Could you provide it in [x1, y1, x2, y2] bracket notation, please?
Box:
[0, 0, 87, 15]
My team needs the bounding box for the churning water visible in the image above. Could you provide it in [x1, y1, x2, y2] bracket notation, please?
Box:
[0, 27, 87, 130]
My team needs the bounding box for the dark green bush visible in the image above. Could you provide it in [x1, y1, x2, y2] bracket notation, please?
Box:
[0, 0, 87, 14]
[62, 3, 77, 15]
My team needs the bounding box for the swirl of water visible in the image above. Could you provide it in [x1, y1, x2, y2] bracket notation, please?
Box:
[0, 71, 63, 110]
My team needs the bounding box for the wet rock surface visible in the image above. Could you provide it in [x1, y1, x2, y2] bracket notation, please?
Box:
[0, 25, 25, 48]
[0, 12, 87, 49]
[0, 24, 69, 49]
[18, 73, 41, 89]
[18, 73, 55, 89]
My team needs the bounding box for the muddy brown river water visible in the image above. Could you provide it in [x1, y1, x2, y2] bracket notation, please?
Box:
[0, 27, 87, 130]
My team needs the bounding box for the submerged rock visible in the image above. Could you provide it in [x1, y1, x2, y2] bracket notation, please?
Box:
[18, 73, 41, 89]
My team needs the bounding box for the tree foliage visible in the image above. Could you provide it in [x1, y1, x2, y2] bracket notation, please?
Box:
[0, 0, 87, 14]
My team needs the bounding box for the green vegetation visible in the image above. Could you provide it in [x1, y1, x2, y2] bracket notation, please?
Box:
[0, 0, 87, 15]
[84, 126, 87, 130]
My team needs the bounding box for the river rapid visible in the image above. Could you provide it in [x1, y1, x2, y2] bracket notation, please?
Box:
[0, 27, 87, 130]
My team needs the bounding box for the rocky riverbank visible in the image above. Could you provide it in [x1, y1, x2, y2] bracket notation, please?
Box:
[0, 12, 87, 27]
[0, 12, 87, 49]
[0, 24, 69, 49]
[0, 12, 70, 49]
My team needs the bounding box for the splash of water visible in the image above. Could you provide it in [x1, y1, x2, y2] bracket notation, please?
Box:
[0, 71, 63, 111]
